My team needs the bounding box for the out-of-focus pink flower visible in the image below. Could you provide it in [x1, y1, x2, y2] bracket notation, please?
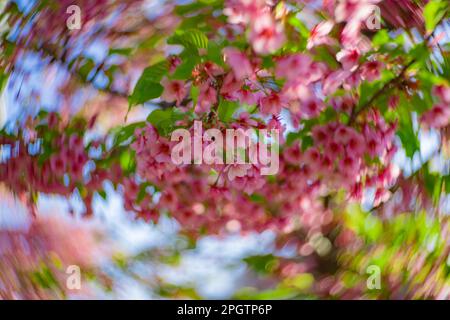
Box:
[220, 73, 242, 100]
[330, 94, 356, 114]
[249, 12, 285, 55]
[433, 85, 450, 104]
[307, 21, 334, 49]
[303, 147, 322, 170]
[227, 163, 252, 181]
[340, 19, 363, 48]
[336, 48, 360, 71]
[283, 82, 314, 103]
[307, 62, 328, 84]
[195, 82, 218, 114]
[275, 54, 312, 81]
[344, 70, 362, 89]
[345, 130, 366, 156]
[361, 61, 383, 82]
[223, 47, 254, 80]
[160, 77, 187, 105]
[364, 127, 384, 157]
[260, 91, 286, 115]
[168, 56, 181, 73]
[373, 187, 391, 207]
[237, 112, 259, 127]
[284, 144, 302, 164]
[235, 86, 263, 106]
[339, 154, 360, 175]
[323, 70, 351, 95]
[335, 0, 381, 23]
[312, 126, 330, 145]
[301, 98, 325, 118]
[224, 0, 266, 24]
[420, 104, 450, 129]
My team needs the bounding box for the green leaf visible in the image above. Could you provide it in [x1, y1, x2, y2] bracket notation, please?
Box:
[190, 85, 200, 106]
[120, 150, 135, 172]
[147, 108, 184, 136]
[409, 43, 430, 66]
[396, 95, 420, 158]
[175, 2, 205, 15]
[78, 58, 95, 81]
[206, 41, 225, 66]
[286, 131, 302, 145]
[397, 123, 420, 158]
[424, 0, 447, 33]
[444, 174, 450, 194]
[287, 15, 309, 39]
[218, 99, 239, 122]
[31, 265, 59, 289]
[109, 47, 133, 56]
[113, 122, 145, 146]
[167, 29, 209, 51]
[129, 61, 168, 107]
[243, 254, 278, 275]
[313, 46, 338, 69]
[174, 0, 217, 15]
[301, 135, 314, 151]
[172, 57, 199, 80]
[358, 72, 393, 108]
[129, 83, 163, 107]
[98, 190, 107, 200]
[372, 30, 390, 48]
[424, 168, 445, 205]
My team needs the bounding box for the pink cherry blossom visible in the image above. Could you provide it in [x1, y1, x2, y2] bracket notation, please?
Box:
[345, 131, 366, 156]
[336, 48, 360, 71]
[160, 77, 187, 105]
[335, 0, 381, 23]
[323, 70, 351, 96]
[284, 144, 302, 165]
[224, 0, 266, 24]
[364, 127, 384, 157]
[339, 154, 360, 175]
[260, 91, 286, 115]
[227, 163, 252, 181]
[249, 12, 285, 55]
[275, 54, 312, 81]
[420, 104, 450, 129]
[223, 47, 254, 80]
[307, 21, 334, 49]
[195, 81, 217, 114]
[301, 98, 325, 118]
[361, 61, 383, 82]
[220, 73, 242, 100]
[433, 84, 450, 104]
[312, 126, 330, 145]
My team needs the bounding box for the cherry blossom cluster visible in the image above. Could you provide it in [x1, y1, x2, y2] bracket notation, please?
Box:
[0, 114, 122, 216]
[123, 2, 405, 235]
[224, 0, 285, 54]
[4, 0, 446, 240]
